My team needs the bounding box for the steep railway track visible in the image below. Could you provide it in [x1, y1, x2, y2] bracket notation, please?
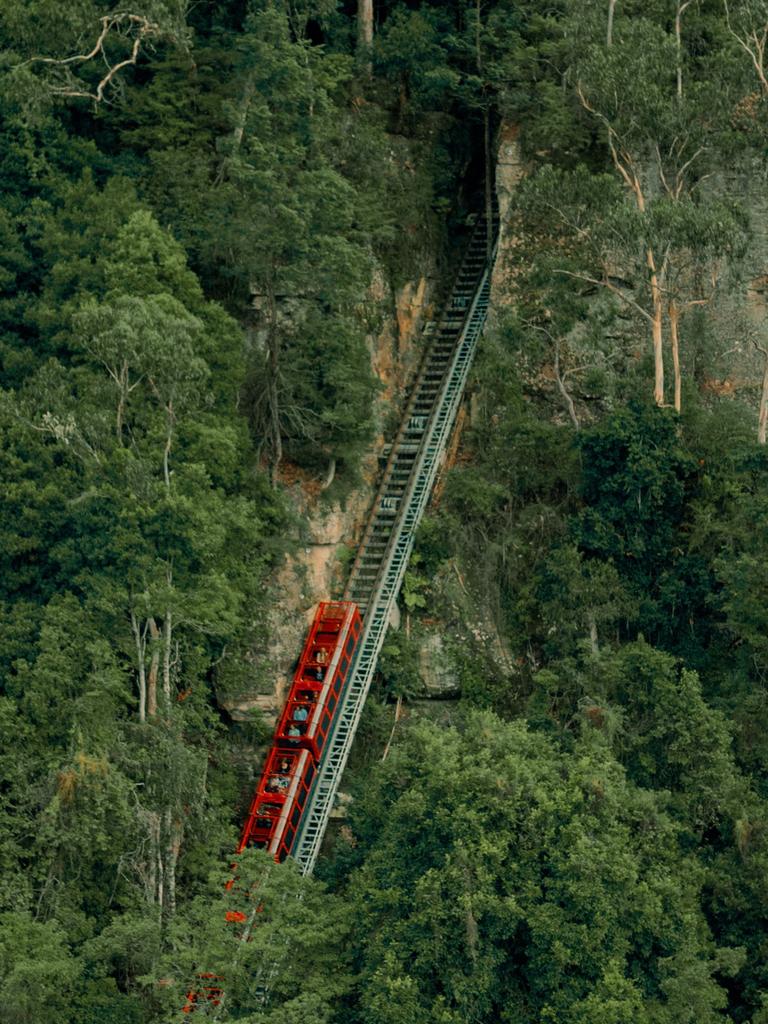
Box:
[293, 212, 498, 874]
[181, 211, 498, 1017]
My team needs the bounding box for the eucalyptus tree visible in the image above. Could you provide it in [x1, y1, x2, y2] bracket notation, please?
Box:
[570, 12, 743, 410]
[1, 0, 191, 106]
[154, 849, 353, 1022]
[207, 6, 376, 483]
[344, 711, 743, 1024]
[511, 6, 746, 413]
[725, 0, 768, 94]
[1, 191, 279, 932]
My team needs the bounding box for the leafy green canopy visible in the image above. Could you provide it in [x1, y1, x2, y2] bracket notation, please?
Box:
[343, 711, 744, 1024]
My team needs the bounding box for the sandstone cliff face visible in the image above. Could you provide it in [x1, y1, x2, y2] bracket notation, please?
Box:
[222, 264, 438, 723]
[410, 126, 526, 702]
[709, 162, 768, 420]
[224, 129, 529, 725]
[491, 122, 525, 311]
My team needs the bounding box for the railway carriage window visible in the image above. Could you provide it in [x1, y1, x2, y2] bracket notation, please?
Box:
[291, 807, 301, 828]
[306, 764, 315, 787]
[346, 637, 355, 656]
[327, 695, 336, 714]
[340, 656, 349, 674]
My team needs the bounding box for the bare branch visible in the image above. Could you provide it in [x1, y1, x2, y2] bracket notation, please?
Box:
[15, 14, 165, 104]
[675, 146, 706, 196]
[724, 0, 768, 94]
[576, 82, 641, 198]
[553, 342, 580, 430]
[556, 268, 655, 323]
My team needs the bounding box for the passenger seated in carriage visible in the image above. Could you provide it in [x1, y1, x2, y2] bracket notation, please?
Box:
[265, 774, 290, 793]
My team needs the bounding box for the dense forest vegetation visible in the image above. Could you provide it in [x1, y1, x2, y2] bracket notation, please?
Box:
[3, 0, 768, 1021]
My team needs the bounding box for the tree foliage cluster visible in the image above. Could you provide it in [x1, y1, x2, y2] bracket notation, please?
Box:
[354, 3, 768, 1024]
[0, 0, 467, 1019]
[3, 2, 768, 1024]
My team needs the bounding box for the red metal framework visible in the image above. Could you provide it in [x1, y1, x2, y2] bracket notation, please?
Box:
[236, 601, 362, 863]
[235, 748, 315, 863]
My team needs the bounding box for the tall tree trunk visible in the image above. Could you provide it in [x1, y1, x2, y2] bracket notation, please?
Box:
[151, 810, 163, 909]
[147, 618, 159, 716]
[144, 809, 159, 905]
[669, 300, 682, 413]
[162, 808, 179, 923]
[232, 78, 254, 157]
[475, 0, 493, 260]
[146, 618, 159, 716]
[117, 359, 128, 441]
[381, 695, 403, 763]
[607, 0, 617, 47]
[162, 401, 173, 492]
[675, 2, 692, 100]
[614, 163, 665, 408]
[588, 611, 599, 654]
[162, 610, 172, 709]
[357, 0, 373, 70]
[131, 612, 147, 723]
[758, 347, 768, 444]
[675, 3, 684, 99]
[648, 253, 665, 406]
[554, 343, 580, 429]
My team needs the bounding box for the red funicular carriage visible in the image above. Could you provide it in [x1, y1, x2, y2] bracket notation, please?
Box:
[236, 601, 362, 863]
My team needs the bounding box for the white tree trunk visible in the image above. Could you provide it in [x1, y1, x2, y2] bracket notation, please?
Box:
[357, 0, 373, 48]
[669, 300, 682, 413]
[607, 0, 617, 47]
[649, 257, 665, 406]
[758, 351, 768, 444]
[358, 0, 373, 73]
[147, 618, 160, 718]
[131, 612, 147, 723]
[162, 610, 172, 709]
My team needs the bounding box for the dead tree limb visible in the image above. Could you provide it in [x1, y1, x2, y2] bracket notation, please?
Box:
[16, 14, 165, 104]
